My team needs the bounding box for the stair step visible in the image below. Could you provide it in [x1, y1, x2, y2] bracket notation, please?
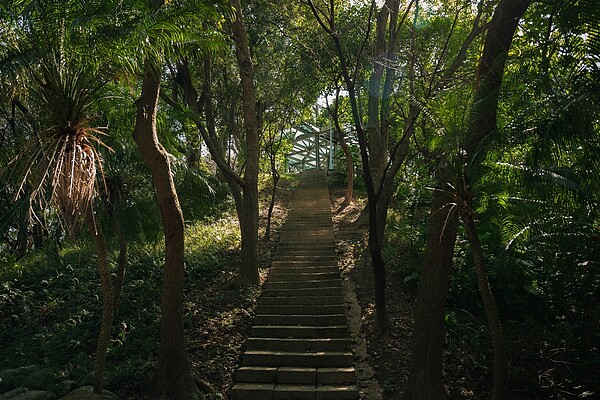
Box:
[265, 279, 341, 290]
[270, 265, 339, 274]
[245, 338, 351, 352]
[254, 314, 347, 326]
[235, 366, 356, 385]
[272, 257, 338, 264]
[276, 242, 335, 248]
[315, 384, 359, 400]
[318, 367, 357, 385]
[236, 366, 277, 383]
[251, 325, 349, 338]
[278, 367, 356, 385]
[243, 351, 353, 367]
[259, 296, 344, 306]
[263, 287, 342, 297]
[271, 260, 337, 268]
[277, 240, 337, 247]
[274, 384, 318, 400]
[230, 383, 274, 400]
[276, 367, 316, 384]
[255, 304, 345, 315]
[229, 383, 359, 400]
[268, 271, 340, 282]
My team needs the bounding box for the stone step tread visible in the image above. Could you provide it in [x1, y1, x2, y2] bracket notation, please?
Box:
[254, 314, 347, 326]
[269, 266, 339, 273]
[255, 305, 345, 315]
[276, 243, 336, 247]
[274, 252, 336, 256]
[271, 255, 338, 265]
[251, 325, 349, 338]
[243, 350, 353, 367]
[258, 296, 344, 305]
[266, 277, 340, 283]
[270, 261, 337, 267]
[264, 280, 341, 289]
[245, 337, 351, 352]
[263, 287, 343, 297]
[267, 272, 340, 282]
[230, 383, 359, 400]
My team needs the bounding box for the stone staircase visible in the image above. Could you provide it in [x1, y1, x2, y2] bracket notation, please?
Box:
[230, 172, 359, 400]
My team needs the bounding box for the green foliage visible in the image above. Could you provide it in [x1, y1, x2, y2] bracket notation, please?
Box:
[0, 213, 242, 396]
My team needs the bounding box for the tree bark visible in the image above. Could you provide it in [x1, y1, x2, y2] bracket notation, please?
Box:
[465, 0, 530, 161]
[86, 208, 114, 396]
[264, 130, 282, 241]
[110, 212, 127, 307]
[327, 88, 354, 205]
[338, 134, 354, 206]
[133, 63, 196, 399]
[229, 0, 260, 285]
[461, 208, 507, 400]
[408, 172, 459, 400]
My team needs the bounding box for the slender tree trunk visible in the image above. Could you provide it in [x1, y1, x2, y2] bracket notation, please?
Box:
[307, 0, 388, 330]
[230, 0, 260, 285]
[375, 103, 417, 242]
[340, 53, 387, 332]
[461, 208, 507, 400]
[110, 213, 127, 306]
[408, 173, 458, 400]
[133, 63, 196, 399]
[327, 89, 353, 205]
[224, 173, 245, 229]
[338, 133, 354, 206]
[367, 1, 392, 190]
[265, 148, 280, 241]
[86, 208, 114, 395]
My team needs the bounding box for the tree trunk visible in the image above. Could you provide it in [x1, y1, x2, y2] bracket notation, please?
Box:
[338, 46, 387, 331]
[327, 88, 353, 206]
[85, 208, 115, 395]
[465, 0, 531, 161]
[366, 1, 392, 190]
[461, 208, 507, 400]
[133, 63, 196, 399]
[458, 1, 530, 398]
[110, 213, 127, 307]
[375, 103, 417, 243]
[265, 149, 280, 241]
[306, 0, 390, 331]
[408, 1, 530, 398]
[408, 172, 459, 400]
[230, 0, 260, 286]
[338, 132, 354, 206]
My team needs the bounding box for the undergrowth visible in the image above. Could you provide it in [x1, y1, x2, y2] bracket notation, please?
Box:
[0, 212, 243, 397]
